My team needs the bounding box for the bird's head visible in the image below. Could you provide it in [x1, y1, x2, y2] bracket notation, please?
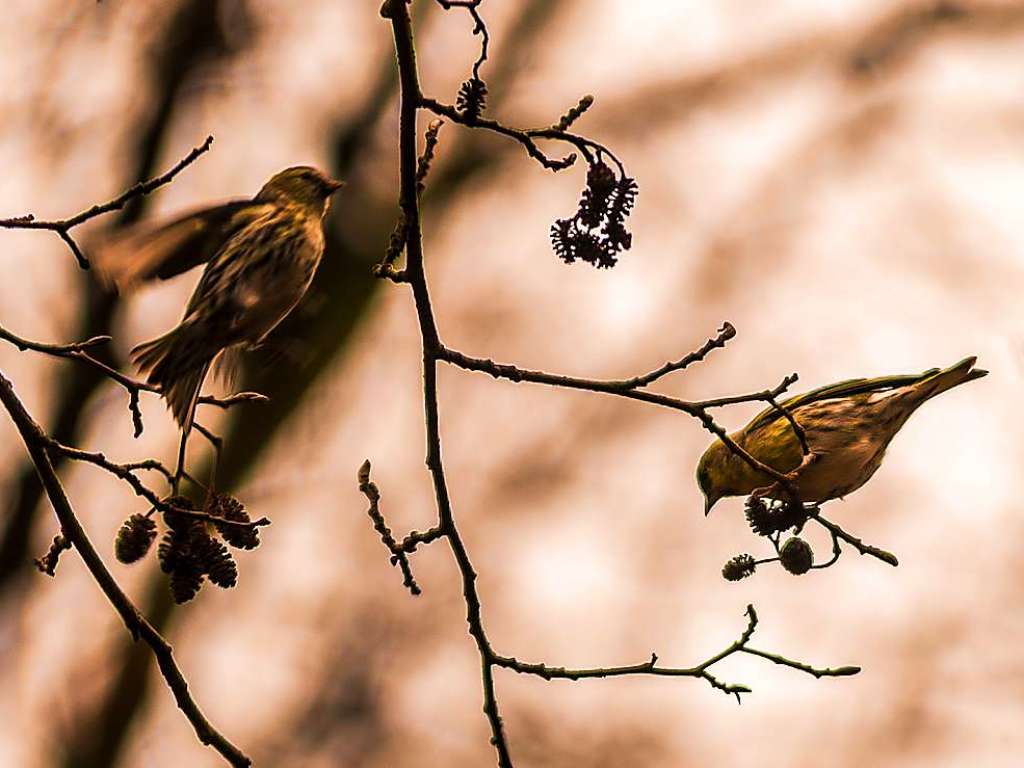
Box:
[257, 166, 345, 215]
[696, 439, 737, 516]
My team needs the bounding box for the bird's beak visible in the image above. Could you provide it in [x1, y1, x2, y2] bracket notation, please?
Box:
[325, 178, 345, 195]
[704, 494, 718, 517]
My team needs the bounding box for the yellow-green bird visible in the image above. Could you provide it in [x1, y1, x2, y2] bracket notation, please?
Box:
[93, 166, 344, 426]
[697, 357, 987, 514]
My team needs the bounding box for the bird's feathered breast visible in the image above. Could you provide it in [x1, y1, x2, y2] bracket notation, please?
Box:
[183, 204, 323, 322]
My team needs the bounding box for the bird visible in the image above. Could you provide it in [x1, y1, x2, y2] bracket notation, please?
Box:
[92, 165, 344, 427]
[696, 356, 987, 515]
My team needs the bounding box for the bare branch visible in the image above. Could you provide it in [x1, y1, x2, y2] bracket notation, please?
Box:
[420, 96, 581, 172]
[34, 533, 72, 576]
[436, 0, 490, 80]
[810, 510, 899, 567]
[398, 525, 445, 553]
[416, 119, 445, 194]
[43, 437, 268, 532]
[439, 344, 799, 488]
[0, 369, 252, 767]
[196, 391, 270, 408]
[494, 605, 859, 703]
[617, 321, 736, 388]
[0, 324, 266, 436]
[358, 460, 426, 596]
[375, 3, 860, 765]
[0, 135, 214, 269]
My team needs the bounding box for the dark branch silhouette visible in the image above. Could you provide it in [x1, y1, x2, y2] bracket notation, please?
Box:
[368, 2, 861, 765]
[0, 136, 213, 269]
[0, 372, 252, 767]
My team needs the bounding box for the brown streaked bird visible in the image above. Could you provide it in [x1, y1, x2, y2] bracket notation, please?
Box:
[696, 357, 987, 514]
[93, 166, 344, 426]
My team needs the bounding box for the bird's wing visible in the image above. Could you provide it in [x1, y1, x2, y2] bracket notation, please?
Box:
[181, 205, 293, 321]
[744, 370, 940, 434]
[89, 200, 269, 293]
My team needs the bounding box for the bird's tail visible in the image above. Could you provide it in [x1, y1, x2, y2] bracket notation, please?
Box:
[914, 356, 988, 402]
[132, 326, 212, 427]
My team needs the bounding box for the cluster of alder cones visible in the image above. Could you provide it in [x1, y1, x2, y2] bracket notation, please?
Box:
[114, 493, 260, 603]
[722, 496, 815, 581]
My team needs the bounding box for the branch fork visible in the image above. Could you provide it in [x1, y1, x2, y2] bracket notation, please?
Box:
[369, 4, 862, 766]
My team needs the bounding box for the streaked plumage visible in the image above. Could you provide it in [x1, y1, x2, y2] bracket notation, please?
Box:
[696, 357, 987, 514]
[93, 166, 344, 425]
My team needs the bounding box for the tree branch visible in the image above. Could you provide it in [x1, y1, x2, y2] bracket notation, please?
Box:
[381, 0, 513, 762]
[436, 0, 490, 81]
[372, 2, 859, 765]
[493, 605, 860, 703]
[0, 369, 251, 767]
[44, 437, 269, 532]
[0, 323, 266, 436]
[0, 135, 214, 269]
[357, 460, 428, 596]
[438, 343, 799, 488]
[810, 510, 899, 567]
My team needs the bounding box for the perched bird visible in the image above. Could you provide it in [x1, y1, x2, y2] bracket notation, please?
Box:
[697, 357, 987, 514]
[93, 166, 344, 426]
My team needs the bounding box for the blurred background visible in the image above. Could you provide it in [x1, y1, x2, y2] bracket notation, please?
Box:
[1, 1, 1022, 765]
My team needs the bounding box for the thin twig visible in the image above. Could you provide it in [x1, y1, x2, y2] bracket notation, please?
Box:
[810, 511, 899, 567]
[0, 136, 214, 269]
[398, 525, 446, 553]
[416, 119, 445, 194]
[193, 422, 223, 490]
[420, 96, 586, 172]
[0, 369, 252, 767]
[614, 322, 736, 389]
[493, 605, 859, 704]
[439, 344, 799, 488]
[436, 0, 490, 80]
[34, 533, 72, 576]
[357, 460, 426, 596]
[0, 324, 267, 436]
[43, 437, 269, 532]
[197, 392, 270, 408]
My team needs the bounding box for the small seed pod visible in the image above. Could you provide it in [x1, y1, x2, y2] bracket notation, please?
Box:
[744, 496, 808, 536]
[114, 514, 157, 564]
[158, 522, 204, 574]
[194, 535, 238, 589]
[456, 77, 488, 122]
[722, 554, 757, 581]
[744, 496, 779, 537]
[162, 495, 197, 531]
[578, 164, 616, 229]
[586, 161, 616, 198]
[208, 493, 260, 550]
[778, 499, 809, 532]
[169, 561, 205, 604]
[157, 530, 179, 574]
[779, 537, 814, 575]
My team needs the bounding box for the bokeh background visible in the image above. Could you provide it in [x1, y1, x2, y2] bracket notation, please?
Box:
[1, 1, 1023, 766]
